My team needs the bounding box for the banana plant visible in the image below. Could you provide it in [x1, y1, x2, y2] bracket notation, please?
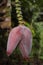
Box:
[6, 0, 32, 61]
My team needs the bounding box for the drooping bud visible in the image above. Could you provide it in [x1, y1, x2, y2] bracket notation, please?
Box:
[6, 25, 32, 60]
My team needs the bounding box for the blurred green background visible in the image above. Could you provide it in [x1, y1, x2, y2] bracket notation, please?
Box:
[0, 0, 43, 65]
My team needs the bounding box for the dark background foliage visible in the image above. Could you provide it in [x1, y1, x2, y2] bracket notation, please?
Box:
[0, 0, 43, 65]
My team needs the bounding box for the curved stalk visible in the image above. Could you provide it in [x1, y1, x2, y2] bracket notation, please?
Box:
[15, 0, 25, 25]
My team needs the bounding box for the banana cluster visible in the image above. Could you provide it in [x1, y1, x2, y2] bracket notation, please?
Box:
[0, 0, 11, 29]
